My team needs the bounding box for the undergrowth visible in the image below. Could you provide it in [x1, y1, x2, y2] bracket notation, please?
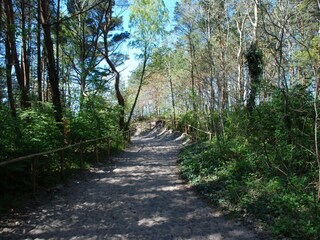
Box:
[179, 140, 320, 239]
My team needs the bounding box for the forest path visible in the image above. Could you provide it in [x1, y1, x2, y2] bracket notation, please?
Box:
[1, 128, 264, 240]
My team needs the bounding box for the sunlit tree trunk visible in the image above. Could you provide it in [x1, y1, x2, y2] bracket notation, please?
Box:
[103, 0, 125, 130]
[236, 15, 247, 105]
[126, 46, 148, 129]
[21, 0, 30, 102]
[188, 37, 197, 113]
[167, 58, 176, 128]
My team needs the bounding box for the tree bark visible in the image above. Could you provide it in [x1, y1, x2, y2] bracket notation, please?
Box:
[56, 0, 60, 89]
[126, 47, 148, 130]
[4, 0, 30, 108]
[313, 68, 320, 201]
[5, 34, 16, 118]
[21, 0, 30, 101]
[103, 1, 125, 130]
[168, 63, 176, 128]
[188, 36, 197, 112]
[37, 0, 43, 101]
[236, 15, 247, 105]
[40, 0, 63, 123]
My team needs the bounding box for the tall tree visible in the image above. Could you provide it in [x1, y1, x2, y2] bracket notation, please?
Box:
[65, 0, 104, 108]
[0, 0, 15, 116]
[40, 0, 63, 123]
[174, 0, 199, 112]
[126, 0, 169, 128]
[37, 0, 43, 102]
[4, 0, 30, 108]
[102, 0, 129, 130]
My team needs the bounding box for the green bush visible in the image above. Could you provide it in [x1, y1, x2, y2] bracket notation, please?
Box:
[0, 107, 19, 160]
[69, 95, 120, 142]
[19, 104, 62, 154]
[178, 89, 320, 239]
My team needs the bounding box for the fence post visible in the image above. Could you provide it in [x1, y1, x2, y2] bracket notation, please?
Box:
[60, 150, 65, 180]
[126, 129, 131, 143]
[31, 157, 37, 197]
[121, 132, 125, 148]
[95, 143, 99, 162]
[209, 132, 213, 142]
[107, 138, 110, 162]
[80, 143, 84, 170]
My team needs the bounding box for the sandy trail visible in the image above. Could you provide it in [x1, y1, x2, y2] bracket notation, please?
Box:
[0, 128, 264, 240]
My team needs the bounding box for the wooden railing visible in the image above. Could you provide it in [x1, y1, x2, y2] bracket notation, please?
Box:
[0, 130, 131, 196]
[184, 124, 213, 142]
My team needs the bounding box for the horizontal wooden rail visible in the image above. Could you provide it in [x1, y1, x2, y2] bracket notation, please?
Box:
[185, 124, 213, 142]
[0, 136, 108, 167]
[187, 125, 211, 135]
[0, 130, 133, 196]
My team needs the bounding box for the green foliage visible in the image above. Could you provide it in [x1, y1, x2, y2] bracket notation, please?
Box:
[19, 104, 62, 154]
[180, 111, 198, 127]
[245, 42, 263, 80]
[245, 42, 264, 112]
[0, 97, 125, 213]
[129, 0, 169, 54]
[179, 90, 320, 239]
[0, 107, 19, 160]
[69, 95, 119, 142]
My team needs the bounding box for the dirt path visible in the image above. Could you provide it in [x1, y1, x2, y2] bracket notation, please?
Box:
[1, 128, 266, 240]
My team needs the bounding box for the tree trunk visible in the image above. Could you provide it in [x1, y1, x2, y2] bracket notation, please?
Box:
[169, 67, 176, 129]
[103, 1, 125, 130]
[5, 34, 16, 118]
[236, 16, 246, 105]
[4, 0, 30, 108]
[126, 47, 148, 130]
[188, 36, 197, 112]
[21, 0, 30, 101]
[40, 0, 63, 123]
[56, 0, 60, 84]
[80, 16, 86, 106]
[313, 69, 320, 201]
[37, 0, 42, 101]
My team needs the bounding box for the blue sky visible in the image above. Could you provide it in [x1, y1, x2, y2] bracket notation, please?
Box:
[119, 0, 179, 82]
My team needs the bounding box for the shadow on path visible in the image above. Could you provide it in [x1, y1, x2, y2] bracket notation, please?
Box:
[0, 128, 264, 240]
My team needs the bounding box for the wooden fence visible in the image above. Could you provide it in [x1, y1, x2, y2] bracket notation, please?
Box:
[0, 130, 131, 196]
[184, 124, 213, 142]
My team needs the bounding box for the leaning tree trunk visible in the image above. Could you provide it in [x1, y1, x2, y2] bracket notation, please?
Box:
[169, 67, 176, 129]
[126, 47, 148, 130]
[103, 1, 125, 130]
